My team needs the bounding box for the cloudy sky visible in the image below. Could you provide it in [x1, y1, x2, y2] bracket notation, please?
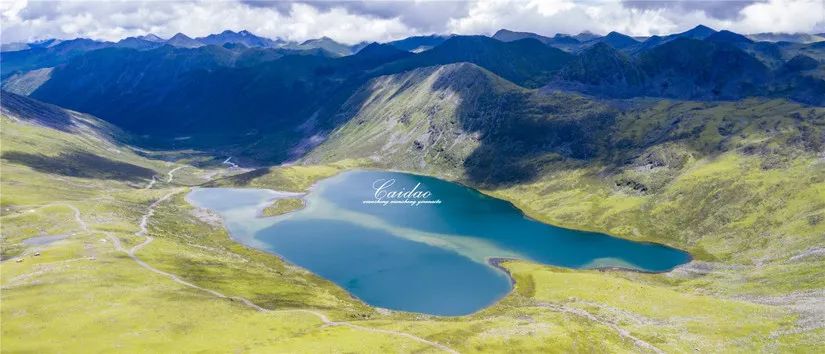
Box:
[1, 0, 824, 44]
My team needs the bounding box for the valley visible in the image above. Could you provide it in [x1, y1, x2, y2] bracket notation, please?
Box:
[2, 19, 825, 353]
[2, 81, 823, 352]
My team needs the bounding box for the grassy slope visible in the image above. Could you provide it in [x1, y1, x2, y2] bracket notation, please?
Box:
[305, 64, 825, 271]
[0, 109, 435, 352]
[3, 65, 824, 352]
[205, 159, 371, 192]
[297, 64, 825, 349]
[0, 113, 669, 353]
[261, 197, 305, 217]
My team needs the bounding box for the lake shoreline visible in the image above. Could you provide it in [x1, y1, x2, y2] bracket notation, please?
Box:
[187, 169, 692, 316]
[300, 167, 695, 260]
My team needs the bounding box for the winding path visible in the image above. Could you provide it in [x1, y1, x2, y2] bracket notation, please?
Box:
[63, 204, 88, 232]
[143, 176, 157, 190]
[107, 167, 458, 353]
[166, 166, 184, 183]
[19, 167, 654, 354]
[222, 157, 238, 169]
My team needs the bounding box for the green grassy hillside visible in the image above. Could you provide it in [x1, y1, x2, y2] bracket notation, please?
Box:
[9, 92, 784, 353]
[2, 63, 824, 353]
[0, 96, 430, 352]
[297, 63, 825, 348]
[305, 63, 824, 265]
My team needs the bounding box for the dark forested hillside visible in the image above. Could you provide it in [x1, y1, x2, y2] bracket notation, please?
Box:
[374, 36, 574, 88]
[2, 28, 823, 163]
[549, 37, 825, 104]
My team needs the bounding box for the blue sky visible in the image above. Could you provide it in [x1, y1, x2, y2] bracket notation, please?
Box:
[1, 0, 823, 44]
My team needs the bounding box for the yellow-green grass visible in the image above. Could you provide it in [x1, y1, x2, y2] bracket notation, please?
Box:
[288, 93, 825, 348]
[486, 151, 825, 295]
[3, 95, 823, 353]
[189, 161, 818, 352]
[505, 262, 789, 352]
[142, 193, 373, 319]
[353, 259, 795, 353]
[0, 231, 436, 353]
[261, 197, 305, 217]
[207, 159, 372, 192]
[299, 83, 825, 295]
[0, 116, 439, 352]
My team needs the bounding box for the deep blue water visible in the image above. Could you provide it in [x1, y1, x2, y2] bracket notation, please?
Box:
[187, 170, 690, 316]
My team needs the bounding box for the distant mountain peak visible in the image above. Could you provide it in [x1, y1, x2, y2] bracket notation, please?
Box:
[692, 24, 715, 32]
[302, 36, 335, 45]
[705, 30, 753, 44]
[356, 42, 386, 53]
[597, 31, 639, 49]
[138, 33, 165, 42]
[387, 34, 453, 52]
[194, 29, 281, 48]
[493, 29, 517, 36]
[492, 29, 551, 44]
[216, 29, 252, 36]
[166, 33, 204, 48]
[115, 36, 166, 50]
[677, 25, 717, 39]
[573, 31, 600, 42]
[604, 31, 636, 39]
[292, 36, 354, 56]
[170, 33, 192, 40]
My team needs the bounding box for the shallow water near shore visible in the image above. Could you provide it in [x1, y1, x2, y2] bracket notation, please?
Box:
[187, 170, 691, 316]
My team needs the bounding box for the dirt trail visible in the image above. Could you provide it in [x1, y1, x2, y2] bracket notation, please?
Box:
[32, 203, 89, 232]
[143, 176, 157, 190]
[222, 157, 239, 169]
[166, 166, 184, 183]
[63, 204, 88, 232]
[106, 168, 459, 353]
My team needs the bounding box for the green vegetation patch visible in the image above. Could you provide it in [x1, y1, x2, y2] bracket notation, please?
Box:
[207, 159, 372, 191]
[261, 197, 305, 217]
[2, 89, 823, 352]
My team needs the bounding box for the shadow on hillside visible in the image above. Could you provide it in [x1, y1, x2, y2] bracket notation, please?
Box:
[1, 151, 156, 182]
[437, 72, 825, 190]
[203, 167, 271, 187]
[1, 91, 75, 132]
[428, 66, 618, 187]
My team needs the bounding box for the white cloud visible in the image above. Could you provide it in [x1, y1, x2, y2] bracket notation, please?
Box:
[733, 0, 825, 33]
[446, 0, 681, 36]
[447, 0, 824, 37]
[0, 0, 413, 44]
[1, 0, 823, 45]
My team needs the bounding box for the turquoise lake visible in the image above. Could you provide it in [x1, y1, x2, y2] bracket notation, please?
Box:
[187, 170, 691, 316]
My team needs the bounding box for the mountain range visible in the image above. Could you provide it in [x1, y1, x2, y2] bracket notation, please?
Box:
[2, 22, 825, 352]
[2, 25, 823, 163]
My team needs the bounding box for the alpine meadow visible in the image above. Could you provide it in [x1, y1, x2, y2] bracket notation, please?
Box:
[1, 1, 825, 353]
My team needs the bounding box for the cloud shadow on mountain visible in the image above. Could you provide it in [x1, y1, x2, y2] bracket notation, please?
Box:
[2, 151, 156, 182]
